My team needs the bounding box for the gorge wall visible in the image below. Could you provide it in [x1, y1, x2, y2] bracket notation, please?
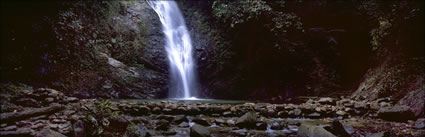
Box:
[1, 1, 168, 99]
[1, 0, 424, 113]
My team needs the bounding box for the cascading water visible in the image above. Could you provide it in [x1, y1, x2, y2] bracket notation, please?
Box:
[147, 0, 198, 99]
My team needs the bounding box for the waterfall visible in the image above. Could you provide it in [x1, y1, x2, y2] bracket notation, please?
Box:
[147, 0, 198, 99]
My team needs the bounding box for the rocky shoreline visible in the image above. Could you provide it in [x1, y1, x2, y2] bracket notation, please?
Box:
[1, 87, 424, 137]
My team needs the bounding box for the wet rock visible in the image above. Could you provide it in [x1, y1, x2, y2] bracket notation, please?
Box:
[0, 128, 33, 137]
[288, 109, 302, 117]
[176, 107, 187, 114]
[414, 118, 425, 129]
[152, 107, 161, 113]
[108, 116, 129, 132]
[336, 99, 351, 107]
[235, 112, 257, 128]
[223, 111, 232, 116]
[15, 98, 41, 107]
[276, 111, 286, 118]
[370, 101, 381, 110]
[256, 122, 267, 130]
[1, 125, 16, 131]
[34, 129, 67, 137]
[173, 115, 188, 124]
[73, 120, 85, 137]
[65, 97, 78, 103]
[318, 97, 334, 105]
[327, 119, 350, 137]
[157, 115, 174, 121]
[377, 105, 415, 121]
[379, 102, 391, 108]
[231, 129, 247, 136]
[367, 132, 390, 137]
[16, 121, 32, 128]
[63, 110, 76, 116]
[270, 122, 282, 130]
[163, 108, 172, 114]
[192, 116, 213, 126]
[354, 101, 368, 109]
[129, 125, 149, 137]
[30, 123, 46, 129]
[336, 110, 347, 116]
[45, 97, 55, 103]
[138, 106, 151, 114]
[178, 122, 189, 127]
[190, 124, 210, 137]
[298, 124, 336, 137]
[156, 119, 170, 130]
[306, 112, 321, 118]
[215, 118, 226, 125]
[226, 119, 236, 126]
[164, 129, 177, 135]
[306, 99, 314, 104]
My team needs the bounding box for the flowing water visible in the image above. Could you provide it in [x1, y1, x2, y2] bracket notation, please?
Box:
[147, 0, 198, 99]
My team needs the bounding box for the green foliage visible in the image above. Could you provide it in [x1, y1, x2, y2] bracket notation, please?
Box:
[212, 0, 302, 32]
[212, 0, 303, 50]
[370, 18, 392, 51]
[212, 0, 272, 28]
[85, 99, 121, 136]
[358, 0, 422, 52]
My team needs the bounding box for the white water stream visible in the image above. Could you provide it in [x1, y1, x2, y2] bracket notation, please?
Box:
[147, 0, 198, 99]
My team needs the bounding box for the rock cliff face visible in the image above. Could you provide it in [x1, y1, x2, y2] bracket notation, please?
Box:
[1, 0, 424, 104]
[1, 1, 168, 98]
[178, 0, 424, 107]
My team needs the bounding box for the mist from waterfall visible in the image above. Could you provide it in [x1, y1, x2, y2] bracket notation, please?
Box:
[147, 0, 198, 99]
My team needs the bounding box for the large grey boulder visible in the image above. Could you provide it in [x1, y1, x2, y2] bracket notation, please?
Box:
[414, 118, 425, 129]
[377, 105, 415, 122]
[34, 129, 67, 137]
[190, 124, 210, 137]
[297, 124, 337, 137]
[235, 111, 257, 129]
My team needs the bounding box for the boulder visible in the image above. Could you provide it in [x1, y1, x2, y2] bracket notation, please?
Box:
[306, 112, 321, 118]
[178, 122, 189, 127]
[336, 110, 346, 116]
[377, 105, 415, 121]
[397, 86, 425, 118]
[65, 97, 78, 103]
[318, 97, 334, 105]
[367, 132, 390, 137]
[173, 115, 188, 124]
[325, 119, 350, 137]
[223, 111, 232, 116]
[297, 124, 336, 137]
[414, 118, 425, 129]
[34, 129, 67, 137]
[230, 129, 247, 136]
[235, 112, 257, 128]
[129, 125, 149, 137]
[192, 116, 213, 126]
[288, 109, 302, 117]
[270, 122, 282, 130]
[155, 119, 169, 131]
[73, 120, 85, 137]
[15, 98, 41, 107]
[108, 116, 129, 132]
[0, 128, 33, 137]
[190, 124, 210, 137]
[255, 122, 267, 130]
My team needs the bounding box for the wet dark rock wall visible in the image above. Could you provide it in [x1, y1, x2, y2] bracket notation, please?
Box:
[1, 1, 168, 99]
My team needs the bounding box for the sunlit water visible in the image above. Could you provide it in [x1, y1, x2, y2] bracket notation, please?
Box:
[147, 0, 198, 99]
